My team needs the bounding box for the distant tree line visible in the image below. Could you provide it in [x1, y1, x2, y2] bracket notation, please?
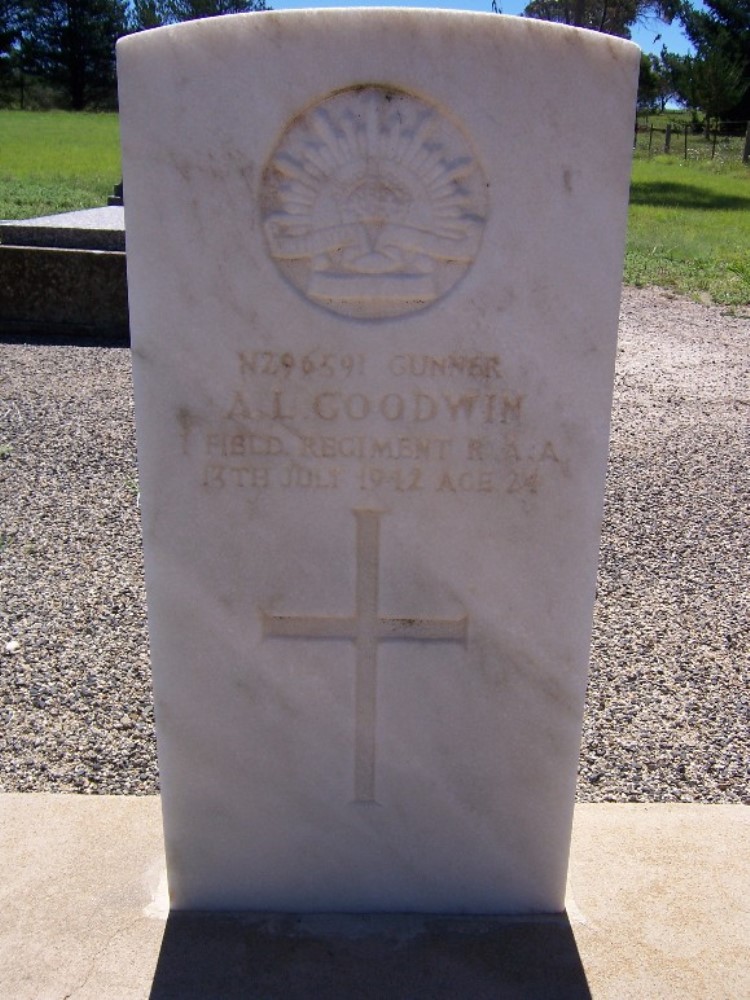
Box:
[0, 0, 747, 122]
[514, 0, 749, 127]
[637, 1, 749, 127]
[522, 0, 681, 39]
[0, 0, 267, 110]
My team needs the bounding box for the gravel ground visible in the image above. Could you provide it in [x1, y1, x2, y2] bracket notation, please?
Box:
[1, 286, 748, 802]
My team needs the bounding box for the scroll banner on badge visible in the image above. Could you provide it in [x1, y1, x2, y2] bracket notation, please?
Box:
[264, 220, 481, 262]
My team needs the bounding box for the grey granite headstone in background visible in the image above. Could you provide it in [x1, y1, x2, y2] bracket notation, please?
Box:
[0, 208, 128, 337]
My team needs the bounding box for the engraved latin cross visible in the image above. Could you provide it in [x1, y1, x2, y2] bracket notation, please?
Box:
[262, 508, 468, 803]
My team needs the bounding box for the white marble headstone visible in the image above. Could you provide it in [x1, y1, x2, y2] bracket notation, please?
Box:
[118, 10, 639, 913]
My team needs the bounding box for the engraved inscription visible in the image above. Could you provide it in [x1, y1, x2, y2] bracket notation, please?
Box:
[262, 509, 467, 803]
[223, 388, 523, 425]
[194, 348, 569, 500]
[261, 86, 488, 319]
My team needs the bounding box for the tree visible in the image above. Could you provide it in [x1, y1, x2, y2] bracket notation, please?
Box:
[0, 0, 19, 56]
[640, 45, 688, 111]
[129, 0, 268, 31]
[0, 0, 20, 75]
[675, 49, 748, 129]
[637, 52, 677, 111]
[160, 0, 267, 23]
[638, 52, 659, 110]
[693, 50, 747, 129]
[0, 0, 19, 104]
[20, 0, 128, 109]
[659, 46, 690, 102]
[522, 0, 680, 39]
[130, 0, 165, 30]
[679, 0, 750, 121]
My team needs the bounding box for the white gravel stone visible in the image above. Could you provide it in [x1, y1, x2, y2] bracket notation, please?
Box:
[0, 287, 747, 802]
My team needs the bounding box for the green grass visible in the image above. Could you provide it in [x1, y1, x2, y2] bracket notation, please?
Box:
[1, 109, 748, 305]
[0, 110, 121, 219]
[625, 157, 750, 306]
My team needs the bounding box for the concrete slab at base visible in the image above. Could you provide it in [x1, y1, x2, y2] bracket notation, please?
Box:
[0, 796, 747, 1000]
[0, 207, 125, 251]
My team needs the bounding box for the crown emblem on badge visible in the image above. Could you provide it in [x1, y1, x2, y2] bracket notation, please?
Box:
[261, 86, 488, 319]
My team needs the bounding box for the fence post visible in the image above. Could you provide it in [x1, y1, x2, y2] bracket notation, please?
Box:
[711, 128, 718, 159]
[684, 124, 688, 161]
[664, 123, 672, 154]
[648, 124, 654, 155]
[743, 122, 750, 164]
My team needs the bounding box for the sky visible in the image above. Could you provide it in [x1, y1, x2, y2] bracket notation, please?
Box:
[268, 0, 701, 58]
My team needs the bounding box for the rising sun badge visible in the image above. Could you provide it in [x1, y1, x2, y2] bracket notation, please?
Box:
[260, 86, 489, 319]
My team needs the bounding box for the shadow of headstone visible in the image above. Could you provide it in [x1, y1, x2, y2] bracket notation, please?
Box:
[149, 911, 591, 1000]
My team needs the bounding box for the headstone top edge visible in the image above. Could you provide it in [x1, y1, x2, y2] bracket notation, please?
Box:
[116, 8, 640, 60]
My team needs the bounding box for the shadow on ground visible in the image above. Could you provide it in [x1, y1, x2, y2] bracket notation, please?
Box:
[629, 181, 750, 212]
[0, 328, 129, 346]
[149, 910, 591, 1000]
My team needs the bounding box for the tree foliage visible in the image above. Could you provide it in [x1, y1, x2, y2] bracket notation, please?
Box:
[0, 0, 20, 86]
[130, 0, 267, 30]
[679, 0, 750, 120]
[163, 0, 266, 21]
[522, 0, 680, 38]
[673, 48, 748, 127]
[130, 0, 163, 30]
[0, 1, 19, 104]
[19, 0, 128, 108]
[638, 51, 679, 111]
[1, 0, 270, 108]
[0, 0, 20, 55]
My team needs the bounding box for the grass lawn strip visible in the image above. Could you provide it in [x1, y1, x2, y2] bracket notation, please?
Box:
[0, 111, 120, 219]
[0, 111, 748, 305]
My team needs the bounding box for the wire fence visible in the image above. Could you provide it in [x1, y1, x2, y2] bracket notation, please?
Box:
[633, 120, 750, 165]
